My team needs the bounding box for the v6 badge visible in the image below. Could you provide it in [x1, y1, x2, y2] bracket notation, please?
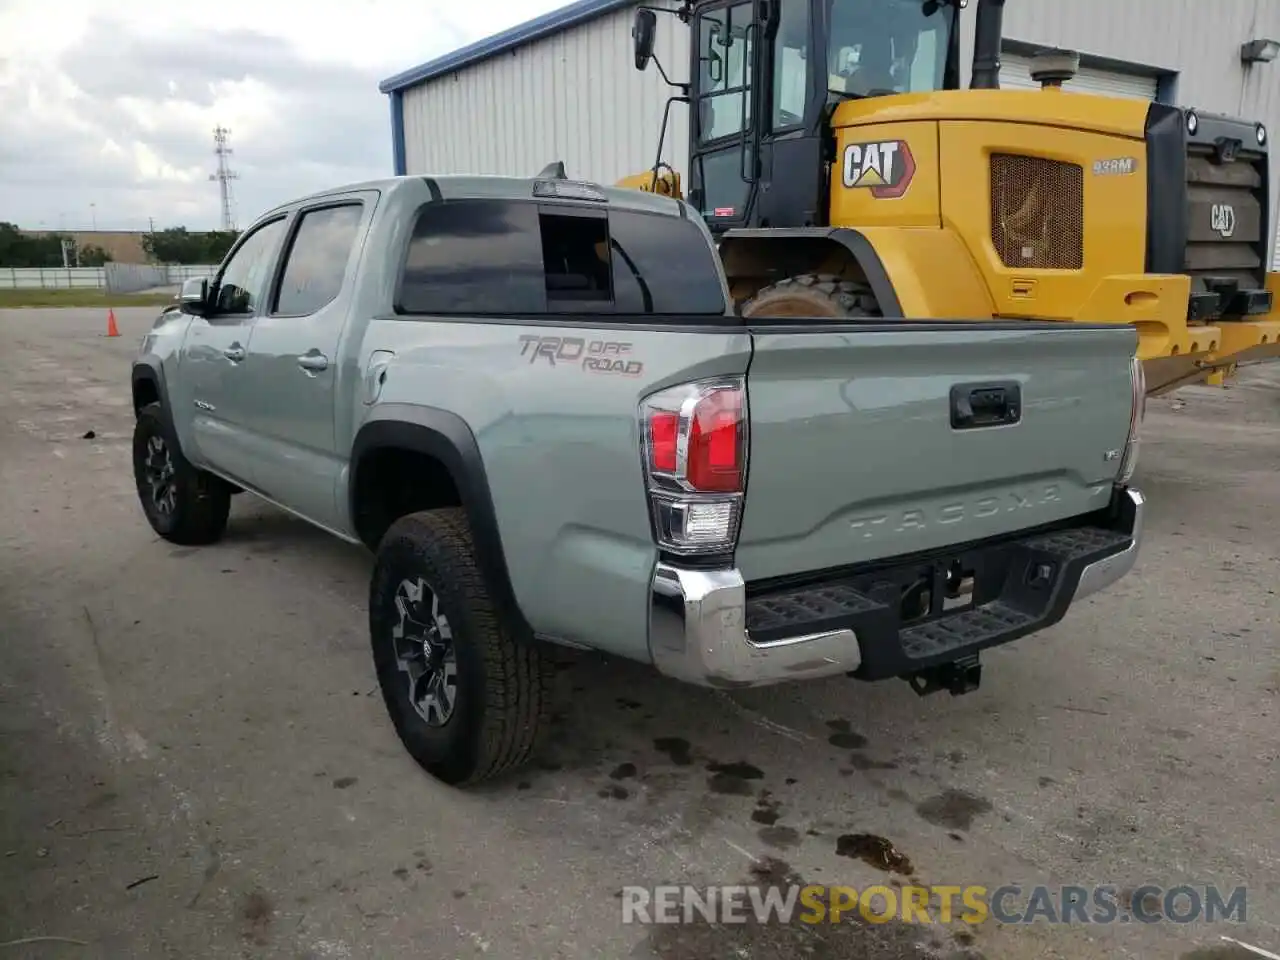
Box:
[841, 140, 916, 199]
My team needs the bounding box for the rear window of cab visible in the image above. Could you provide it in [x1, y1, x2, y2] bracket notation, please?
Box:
[395, 198, 728, 318]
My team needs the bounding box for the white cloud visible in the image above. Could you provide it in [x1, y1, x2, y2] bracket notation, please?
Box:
[0, 0, 567, 231]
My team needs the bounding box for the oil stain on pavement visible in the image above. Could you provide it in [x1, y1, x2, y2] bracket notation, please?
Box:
[835, 834, 914, 875]
[634, 858, 976, 960]
[825, 719, 869, 750]
[915, 790, 993, 831]
[707, 760, 765, 796]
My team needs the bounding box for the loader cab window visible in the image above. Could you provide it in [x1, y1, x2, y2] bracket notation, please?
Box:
[826, 0, 954, 99]
[772, 0, 810, 129]
[696, 1, 755, 143]
[691, 1, 757, 223]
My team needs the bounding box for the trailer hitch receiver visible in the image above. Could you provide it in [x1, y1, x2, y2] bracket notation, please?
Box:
[907, 654, 982, 697]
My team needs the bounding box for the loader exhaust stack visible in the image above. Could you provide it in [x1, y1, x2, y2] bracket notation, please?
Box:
[970, 0, 1006, 89]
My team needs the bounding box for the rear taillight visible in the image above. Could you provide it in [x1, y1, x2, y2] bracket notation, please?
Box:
[640, 377, 747, 556]
[1117, 354, 1144, 484]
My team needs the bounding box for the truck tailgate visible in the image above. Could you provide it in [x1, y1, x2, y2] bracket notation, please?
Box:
[735, 322, 1137, 583]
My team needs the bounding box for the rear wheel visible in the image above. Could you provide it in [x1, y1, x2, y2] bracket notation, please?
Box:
[739, 273, 881, 319]
[369, 508, 553, 786]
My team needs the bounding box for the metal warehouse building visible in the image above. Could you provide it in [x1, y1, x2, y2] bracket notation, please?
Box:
[379, 0, 1280, 266]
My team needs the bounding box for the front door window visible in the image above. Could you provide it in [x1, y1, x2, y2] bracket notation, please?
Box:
[210, 218, 287, 318]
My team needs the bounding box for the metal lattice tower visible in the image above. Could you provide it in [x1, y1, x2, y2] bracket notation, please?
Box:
[209, 126, 239, 232]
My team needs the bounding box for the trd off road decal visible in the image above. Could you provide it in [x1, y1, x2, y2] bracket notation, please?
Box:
[517, 335, 644, 376]
[841, 139, 916, 199]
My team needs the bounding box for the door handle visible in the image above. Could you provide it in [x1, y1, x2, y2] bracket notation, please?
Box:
[297, 351, 329, 375]
[223, 344, 246, 362]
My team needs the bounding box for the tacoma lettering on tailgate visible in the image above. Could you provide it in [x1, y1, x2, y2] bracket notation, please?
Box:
[848, 485, 1063, 540]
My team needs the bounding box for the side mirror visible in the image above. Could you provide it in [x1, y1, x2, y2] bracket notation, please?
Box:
[633, 9, 657, 71]
[179, 276, 210, 316]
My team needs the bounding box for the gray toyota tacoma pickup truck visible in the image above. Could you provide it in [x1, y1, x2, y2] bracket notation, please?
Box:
[130, 173, 1146, 786]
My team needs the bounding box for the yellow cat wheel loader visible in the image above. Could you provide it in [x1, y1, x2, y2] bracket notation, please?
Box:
[620, 0, 1280, 395]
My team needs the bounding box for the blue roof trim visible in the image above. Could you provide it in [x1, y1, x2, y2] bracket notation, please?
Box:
[378, 0, 634, 94]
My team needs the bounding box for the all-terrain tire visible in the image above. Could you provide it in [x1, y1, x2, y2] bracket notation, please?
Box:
[369, 508, 553, 786]
[132, 402, 232, 546]
[740, 273, 882, 318]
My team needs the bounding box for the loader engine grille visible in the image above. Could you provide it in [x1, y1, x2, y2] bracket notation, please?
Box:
[990, 154, 1084, 270]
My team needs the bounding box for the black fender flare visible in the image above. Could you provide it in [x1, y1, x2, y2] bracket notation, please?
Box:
[131, 357, 171, 417]
[349, 407, 533, 640]
[716, 226, 904, 317]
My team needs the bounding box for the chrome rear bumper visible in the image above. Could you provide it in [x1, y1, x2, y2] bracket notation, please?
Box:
[647, 486, 1145, 689]
[649, 565, 861, 688]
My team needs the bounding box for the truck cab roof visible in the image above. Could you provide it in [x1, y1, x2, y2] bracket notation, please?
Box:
[256, 173, 692, 226]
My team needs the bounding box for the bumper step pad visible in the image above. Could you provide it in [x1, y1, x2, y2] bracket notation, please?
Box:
[747, 582, 881, 637]
[744, 523, 1133, 681]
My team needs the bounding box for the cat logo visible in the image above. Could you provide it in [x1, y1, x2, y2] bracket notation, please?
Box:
[1211, 203, 1236, 238]
[841, 139, 916, 199]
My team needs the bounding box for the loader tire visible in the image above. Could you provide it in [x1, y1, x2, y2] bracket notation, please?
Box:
[740, 274, 882, 319]
[369, 508, 553, 787]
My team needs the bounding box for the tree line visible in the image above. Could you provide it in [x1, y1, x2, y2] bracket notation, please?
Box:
[0, 223, 240, 268]
[0, 223, 112, 267]
[142, 227, 241, 265]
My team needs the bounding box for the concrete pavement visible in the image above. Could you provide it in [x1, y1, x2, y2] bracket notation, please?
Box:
[1, 306, 1276, 959]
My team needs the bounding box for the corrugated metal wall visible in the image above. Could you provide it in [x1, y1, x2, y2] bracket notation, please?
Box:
[997, 54, 1158, 100]
[401, 2, 689, 185]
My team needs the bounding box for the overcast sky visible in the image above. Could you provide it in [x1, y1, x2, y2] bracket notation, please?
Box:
[0, 0, 564, 232]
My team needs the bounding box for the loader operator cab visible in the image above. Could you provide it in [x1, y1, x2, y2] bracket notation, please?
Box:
[659, 0, 962, 231]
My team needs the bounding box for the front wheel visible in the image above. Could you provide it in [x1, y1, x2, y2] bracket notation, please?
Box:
[369, 508, 553, 786]
[131, 403, 231, 545]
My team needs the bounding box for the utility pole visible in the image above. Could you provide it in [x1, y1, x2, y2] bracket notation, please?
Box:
[209, 125, 239, 232]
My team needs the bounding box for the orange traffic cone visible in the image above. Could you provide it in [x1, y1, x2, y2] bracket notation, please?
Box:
[106, 308, 120, 338]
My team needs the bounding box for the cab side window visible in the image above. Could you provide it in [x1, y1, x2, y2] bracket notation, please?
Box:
[273, 204, 365, 316]
[397, 200, 545, 314]
[212, 217, 288, 316]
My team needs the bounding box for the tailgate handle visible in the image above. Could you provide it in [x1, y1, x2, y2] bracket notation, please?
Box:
[951, 381, 1021, 430]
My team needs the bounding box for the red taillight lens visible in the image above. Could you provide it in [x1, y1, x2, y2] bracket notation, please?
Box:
[639, 377, 747, 556]
[687, 387, 743, 492]
[649, 411, 679, 472]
